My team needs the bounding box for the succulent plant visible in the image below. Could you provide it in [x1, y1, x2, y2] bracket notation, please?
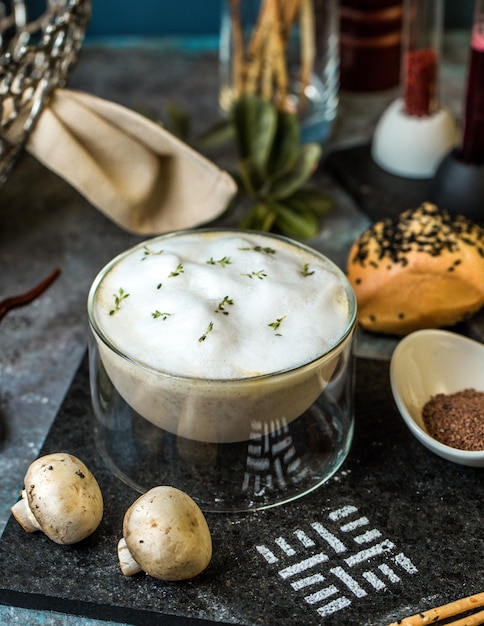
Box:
[161, 94, 333, 239]
[230, 93, 332, 238]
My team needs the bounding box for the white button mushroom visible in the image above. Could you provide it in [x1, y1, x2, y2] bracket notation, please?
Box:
[118, 486, 212, 581]
[11, 452, 103, 545]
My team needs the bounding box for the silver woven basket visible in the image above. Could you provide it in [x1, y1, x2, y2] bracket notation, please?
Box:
[0, 0, 91, 186]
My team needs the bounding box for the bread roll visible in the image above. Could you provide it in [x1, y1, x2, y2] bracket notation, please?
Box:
[346, 203, 484, 335]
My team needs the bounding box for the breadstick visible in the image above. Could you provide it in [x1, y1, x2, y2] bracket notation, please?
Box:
[388, 592, 484, 626]
[447, 608, 484, 626]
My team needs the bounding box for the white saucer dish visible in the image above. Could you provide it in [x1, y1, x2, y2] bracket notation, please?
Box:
[390, 329, 484, 467]
[371, 97, 457, 179]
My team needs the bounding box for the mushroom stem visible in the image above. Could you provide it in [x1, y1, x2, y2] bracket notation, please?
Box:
[118, 537, 142, 576]
[11, 490, 41, 533]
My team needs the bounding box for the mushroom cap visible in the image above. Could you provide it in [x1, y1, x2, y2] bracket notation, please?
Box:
[24, 452, 103, 544]
[123, 486, 212, 581]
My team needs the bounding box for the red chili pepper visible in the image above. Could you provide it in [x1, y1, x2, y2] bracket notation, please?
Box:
[0, 268, 61, 322]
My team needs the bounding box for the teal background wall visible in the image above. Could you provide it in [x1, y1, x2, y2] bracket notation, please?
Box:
[84, 0, 473, 37]
[86, 1, 223, 37]
[26, 0, 476, 37]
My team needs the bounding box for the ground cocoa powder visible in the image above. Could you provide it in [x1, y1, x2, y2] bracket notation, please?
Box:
[422, 388, 484, 451]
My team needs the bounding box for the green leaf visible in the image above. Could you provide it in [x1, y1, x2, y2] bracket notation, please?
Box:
[267, 110, 300, 176]
[194, 118, 235, 150]
[165, 101, 191, 141]
[284, 188, 333, 217]
[237, 158, 265, 196]
[273, 202, 319, 239]
[232, 94, 277, 171]
[239, 202, 277, 232]
[268, 143, 322, 200]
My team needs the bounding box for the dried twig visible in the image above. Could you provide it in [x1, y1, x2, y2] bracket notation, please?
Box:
[228, 0, 245, 96]
[298, 0, 316, 111]
[228, 0, 316, 113]
[280, 0, 302, 41]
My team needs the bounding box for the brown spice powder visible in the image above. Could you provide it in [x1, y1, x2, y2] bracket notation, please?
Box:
[422, 388, 484, 451]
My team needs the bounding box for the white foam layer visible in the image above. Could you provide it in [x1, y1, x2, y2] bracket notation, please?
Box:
[92, 232, 351, 379]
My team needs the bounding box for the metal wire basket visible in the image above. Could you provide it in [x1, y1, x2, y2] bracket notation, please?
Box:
[0, 0, 91, 186]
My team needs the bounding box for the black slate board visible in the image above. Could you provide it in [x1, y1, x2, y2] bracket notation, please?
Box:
[325, 144, 431, 222]
[0, 353, 482, 626]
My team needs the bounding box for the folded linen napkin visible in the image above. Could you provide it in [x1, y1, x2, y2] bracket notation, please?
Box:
[25, 89, 237, 234]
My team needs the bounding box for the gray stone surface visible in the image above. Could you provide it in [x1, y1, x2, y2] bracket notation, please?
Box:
[0, 356, 482, 626]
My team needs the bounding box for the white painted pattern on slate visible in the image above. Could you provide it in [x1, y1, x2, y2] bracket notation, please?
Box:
[255, 505, 418, 619]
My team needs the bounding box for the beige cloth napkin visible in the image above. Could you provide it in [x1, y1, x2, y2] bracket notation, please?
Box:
[25, 89, 237, 234]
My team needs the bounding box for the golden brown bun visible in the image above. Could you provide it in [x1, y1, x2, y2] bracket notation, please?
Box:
[346, 203, 484, 335]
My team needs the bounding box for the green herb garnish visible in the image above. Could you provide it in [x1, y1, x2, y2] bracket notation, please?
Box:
[109, 288, 129, 316]
[242, 270, 267, 280]
[168, 263, 184, 277]
[239, 246, 276, 255]
[206, 256, 232, 267]
[151, 311, 173, 320]
[142, 246, 164, 260]
[268, 316, 286, 334]
[199, 321, 214, 342]
[301, 263, 315, 277]
[215, 296, 234, 315]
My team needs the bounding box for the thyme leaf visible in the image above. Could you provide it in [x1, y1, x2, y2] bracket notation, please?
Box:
[199, 321, 214, 342]
[151, 311, 173, 320]
[239, 246, 276, 255]
[168, 263, 184, 277]
[142, 246, 164, 260]
[301, 263, 315, 277]
[206, 256, 232, 267]
[242, 270, 267, 280]
[109, 288, 129, 316]
[215, 296, 234, 315]
[268, 316, 286, 334]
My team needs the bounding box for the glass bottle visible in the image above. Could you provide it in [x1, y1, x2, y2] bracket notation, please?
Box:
[219, 0, 339, 144]
[402, 0, 442, 117]
[371, 0, 457, 178]
[460, 0, 484, 164]
[339, 0, 403, 92]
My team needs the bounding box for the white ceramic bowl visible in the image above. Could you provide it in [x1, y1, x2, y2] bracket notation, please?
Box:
[390, 329, 484, 467]
[371, 97, 457, 179]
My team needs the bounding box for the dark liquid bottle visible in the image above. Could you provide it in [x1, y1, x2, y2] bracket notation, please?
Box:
[339, 0, 403, 92]
[460, 24, 484, 164]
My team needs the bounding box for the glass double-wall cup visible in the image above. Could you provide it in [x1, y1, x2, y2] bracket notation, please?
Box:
[87, 230, 357, 512]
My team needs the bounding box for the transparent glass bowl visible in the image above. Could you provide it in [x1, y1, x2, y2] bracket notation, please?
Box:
[88, 230, 357, 512]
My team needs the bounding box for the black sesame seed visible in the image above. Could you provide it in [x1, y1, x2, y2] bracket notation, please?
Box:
[352, 204, 484, 269]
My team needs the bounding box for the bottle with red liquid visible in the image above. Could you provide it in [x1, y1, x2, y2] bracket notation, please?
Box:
[372, 0, 457, 179]
[460, 0, 484, 164]
[403, 0, 441, 117]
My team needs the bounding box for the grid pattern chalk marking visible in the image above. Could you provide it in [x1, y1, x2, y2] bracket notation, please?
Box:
[255, 504, 417, 619]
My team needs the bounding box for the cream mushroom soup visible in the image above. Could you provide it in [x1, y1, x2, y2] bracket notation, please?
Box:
[88, 230, 356, 443]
